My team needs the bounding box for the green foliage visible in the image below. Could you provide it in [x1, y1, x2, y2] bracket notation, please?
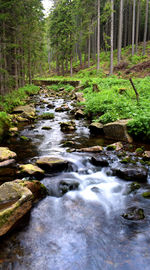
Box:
[47, 83, 74, 92]
[0, 112, 11, 142]
[0, 85, 39, 113]
[82, 76, 150, 139]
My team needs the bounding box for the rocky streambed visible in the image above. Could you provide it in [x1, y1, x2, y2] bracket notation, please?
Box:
[0, 86, 150, 270]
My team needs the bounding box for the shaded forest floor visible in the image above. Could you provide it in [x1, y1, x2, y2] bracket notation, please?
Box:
[37, 41, 150, 80]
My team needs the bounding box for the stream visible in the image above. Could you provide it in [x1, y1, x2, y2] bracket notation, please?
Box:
[1, 91, 150, 270]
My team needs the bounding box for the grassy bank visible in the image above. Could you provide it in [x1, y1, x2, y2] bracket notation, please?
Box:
[0, 85, 40, 142]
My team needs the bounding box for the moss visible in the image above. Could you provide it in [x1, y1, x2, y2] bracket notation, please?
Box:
[39, 113, 54, 120]
[121, 158, 130, 164]
[20, 136, 30, 141]
[135, 148, 144, 154]
[106, 145, 116, 151]
[142, 192, 150, 199]
[130, 182, 141, 192]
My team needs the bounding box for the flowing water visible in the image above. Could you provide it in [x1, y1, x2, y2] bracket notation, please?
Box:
[1, 93, 150, 270]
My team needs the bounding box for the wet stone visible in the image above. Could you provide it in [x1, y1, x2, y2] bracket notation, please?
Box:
[59, 180, 79, 195]
[18, 164, 45, 180]
[78, 146, 103, 153]
[113, 165, 148, 182]
[122, 207, 145, 220]
[91, 156, 109, 167]
[0, 147, 17, 162]
[36, 157, 69, 173]
[89, 122, 104, 135]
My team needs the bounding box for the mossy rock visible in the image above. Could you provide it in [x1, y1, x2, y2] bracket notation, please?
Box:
[42, 126, 52, 130]
[142, 191, 150, 199]
[129, 182, 141, 193]
[107, 142, 123, 151]
[0, 182, 32, 236]
[0, 147, 17, 162]
[39, 113, 55, 120]
[20, 136, 30, 141]
[18, 164, 45, 179]
[36, 157, 69, 173]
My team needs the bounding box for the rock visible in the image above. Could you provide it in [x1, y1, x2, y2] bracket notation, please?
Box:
[18, 164, 45, 180]
[36, 157, 69, 173]
[91, 156, 109, 167]
[75, 110, 85, 119]
[103, 120, 133, 143]
[55, 104, 70, 112]
[20, 136, 30, 141]
[42, 126, 52, 130]
[113, 165, 148, 182]
[60, 121, 76, 132]
[0, 159, 16, 168]
[47, 103, 54, 109]
[143, 151, 150, 161]
[89, 122, 104, 135]
[122, 207, 145, 220]
[127, 182, 141, 193]
[0, 147, 17, 162]
[0, 182, 32, 236]
[9, 127, 18, 136]
[59, 180, 79, 195]
[0, 159, 16, 181]
[75, 92, 85, 102]
[13, 104, 35, 119]
[78, 146, 103, 153]
[142, 191, 150, 199]
[15, 180, 47, 201]
[39, 113, 54, 120]
[63, 141, 76, 147]
[106, 142, 123, 151]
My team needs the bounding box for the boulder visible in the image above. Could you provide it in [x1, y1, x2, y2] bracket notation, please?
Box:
[91, 156, 109, 167]
[103, 120, 133, 143]
[75, 110, 85, 119]
[14, 180, 47, 201]
[47, 103, 55, 109]
[143, 151, 150, 161]
[0, 147, 17, 162]
[113, 165, 148, 182]
[36, 157, 69, 173]
[89, 122, 104, 135]
[106, 142, 123, 151]
[9, 127, 18, 136]
[0, 159, 17, 180]
[12, 104, 35, 119]
[55, 104, 70, 112]
[18, 164, 45, 180]
[75, 92, 85, 102]
[0, 182, 32, 236]
[60, 121, 76, 132]
[78, 146, 103, 153]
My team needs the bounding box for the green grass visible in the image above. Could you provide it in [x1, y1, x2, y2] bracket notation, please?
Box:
[0, 84, 40, 142]
[81, 76, 150, 140]
[0, 85, 40, 113]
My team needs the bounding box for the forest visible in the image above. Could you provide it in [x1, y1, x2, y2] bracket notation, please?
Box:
[0, 1, 150, 269]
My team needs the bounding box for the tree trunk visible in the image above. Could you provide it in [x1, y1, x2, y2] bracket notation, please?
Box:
[70, 55, 73, 76]
[14, 35, 18, 89]
[143, 0, 149, 55]
[88, 33, 91, 68]
[28, 44, 32, 84]
[132, 0, 136, 56]
[135, 0, 140, 53]
[97, 0, 100, 70]
[118, 0, 124, 64]
[124, 4, 128, 48]
[110, 0, 114, 75]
